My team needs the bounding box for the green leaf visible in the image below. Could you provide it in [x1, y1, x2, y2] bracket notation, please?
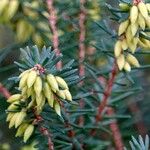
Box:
[110, 91, 135, 104]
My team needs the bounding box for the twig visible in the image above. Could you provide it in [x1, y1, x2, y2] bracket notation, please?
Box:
[46, 0, 62, 69]
[0, 83, 11, 98]
[107, 107, 124, 150]
[65, 121, 75, 138]
[79, 0, 86, 82]
[33, 111, 54, 150]
[78, 0, 87, 126]
[62, 108, 83, 149]
[90, 61, 117, 135]
[90, 62, 124, 149]
[40, 127, 54, 150]
[95, 62, 117, 123]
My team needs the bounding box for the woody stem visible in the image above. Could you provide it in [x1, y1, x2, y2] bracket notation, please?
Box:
[0, 83, 11, 99]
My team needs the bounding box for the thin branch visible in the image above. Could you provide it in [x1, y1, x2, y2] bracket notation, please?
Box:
[90, 61, 117, 134]
[40, 127, 54, 150]
[0, 83, 11, 99]
[107, 107, 124, 150]
[33, 112, 54, 150]
[62, 108, 83, 149]
[95, 61, 117, 123]
[79, 0, 86, 81]
[78, 0, 87, 126]
[65, 121, 75, 138]
[90, 62, 124, 149]
[46, 0, 62, 69]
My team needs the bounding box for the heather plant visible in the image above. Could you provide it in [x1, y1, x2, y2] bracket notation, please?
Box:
[0, 0, 150, 150]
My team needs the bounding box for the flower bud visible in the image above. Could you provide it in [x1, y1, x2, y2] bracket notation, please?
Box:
[16, 20, 34, 42]
[119, 3, 130, 11]
[138, 38, 149, 49]
[27, 87, 33, 98]
[55, 76, 68, 90]
[118, 20, 129, 36]
[146, 3, 150, 12]
[131, 22, 138, 36]
[27, 70, 37, 88]
[130, 5, 138, 24]
[15, 111, 27, 128]
[124, 62, 131, 72]
[54, 101, 61, 116]
[142, 38, 150, 48]
[138, 2, 148, 19]
[43, 82, 52, 99]
[47, 74, 59, 92]
[34, 76, 42, 97]
[47, 93, 54, 108]
[126, 25, 133, 44]
[121, 39, 128, 50]
[138, 13, 146, 30]
[5, 0, 19, 20]
[6, 113, 14, 122]
[7, 101, 20, 111]
[36, 93, 44, 107]
[64, 90, 72, 101]
[7, 94, 21, 103]
[114, 40, 122, 57]
[19, 71, 29, 89]
[16, 123, 29, 137]
[9, 113, 19, 128]
[21, 86, 27, 96]
[23, 124, 34, 143]
[117, 54, 125, 70]
[126, 53, 140, 67]
[0, 0, 9, 15]
[145, 17, 150, 28]
[56, 90, 66, 99]
[128, 37, 138, 53]
[19, 69, 30, 78]
[36, 97, 46, 114]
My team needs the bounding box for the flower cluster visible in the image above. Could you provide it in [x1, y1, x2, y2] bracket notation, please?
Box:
[0, 0, 49, 46]
[115, 1, 150, 71]
[6, 63, 72, 142]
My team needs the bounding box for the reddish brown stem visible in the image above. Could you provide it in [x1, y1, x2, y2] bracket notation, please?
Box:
[78, 0, 86, 126]
[46, 0, 62, 69]
[91, 62, 117, 136]
[61, 102, 76, 139]
[95, 62, 117, 123]
[33, 111, 54, 150]
[40, 127, 54, 150]
[0, 83, 11, 99]
[107, 107, 124, 150]
[65, 122, 75, 138]
[79, 0, 86, 80]
[90, 62, 124, 149]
